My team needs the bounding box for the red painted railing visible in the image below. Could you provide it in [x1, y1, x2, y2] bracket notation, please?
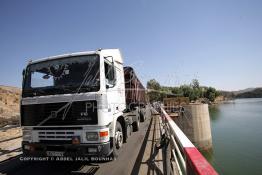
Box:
[160, 107, 218, 175]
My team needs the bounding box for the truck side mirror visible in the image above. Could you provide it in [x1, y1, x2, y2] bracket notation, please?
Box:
[106, 84, 111, 89]
[106, 79, 115, 89]
[22, 69, 26, 88]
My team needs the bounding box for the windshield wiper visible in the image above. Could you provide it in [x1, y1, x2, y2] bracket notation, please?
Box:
[81, 84, 99, 90]
[36, 89, 47, 95]
[57, 85, 75, 93]
[23, 88, 46, 96]
[42, 86, 73, 94]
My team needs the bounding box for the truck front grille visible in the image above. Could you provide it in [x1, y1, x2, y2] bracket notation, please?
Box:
[38, 131, 75, 139]
[39, 140, 73, 144]
[21, 100, 98, 126]
[38, 131, 77, 144]
[37, 130, 79, 144]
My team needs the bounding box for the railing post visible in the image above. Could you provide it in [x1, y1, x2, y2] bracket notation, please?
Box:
[162, 134, 171, 175]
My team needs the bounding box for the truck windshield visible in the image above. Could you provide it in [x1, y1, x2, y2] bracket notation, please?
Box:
[23, 54, 100, 97]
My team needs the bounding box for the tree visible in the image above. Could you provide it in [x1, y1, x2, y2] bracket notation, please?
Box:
[147, 79, 160, 90]
[171, 87, 183, 97]
[204, 87, 219, 102]
[191, 79, 200, 89]
[190, 88, 201, 101]
[147, 79, 161, 102]
[146, 78, 220, 103]
[147, 91, 161, 103]
[180, 85, 192, 98]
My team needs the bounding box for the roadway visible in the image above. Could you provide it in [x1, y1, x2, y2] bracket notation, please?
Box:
[0, 107, 165, 175]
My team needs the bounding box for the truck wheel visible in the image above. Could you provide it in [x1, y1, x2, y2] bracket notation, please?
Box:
[140, 110, 145, 122]
[112, 121, 123, 158]
[132, 117, 140, 132]
[125, 124, 132, 142]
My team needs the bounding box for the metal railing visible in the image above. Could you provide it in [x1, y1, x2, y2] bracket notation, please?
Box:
[0, 126, 22, 159]
[0, 125, 20, 131]
[159, 107, 218, 175]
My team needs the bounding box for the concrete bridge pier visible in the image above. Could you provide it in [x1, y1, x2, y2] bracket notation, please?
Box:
[174, 104, 213, 150]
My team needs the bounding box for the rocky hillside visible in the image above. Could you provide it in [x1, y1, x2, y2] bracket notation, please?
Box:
[0, 86, 21, 126]
[236, 88, 262, 98]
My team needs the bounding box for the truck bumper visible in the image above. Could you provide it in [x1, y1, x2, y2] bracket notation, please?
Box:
[22, 141, 112, 157]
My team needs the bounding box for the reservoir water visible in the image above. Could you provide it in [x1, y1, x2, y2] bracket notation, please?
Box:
[203, 98, 262, 175]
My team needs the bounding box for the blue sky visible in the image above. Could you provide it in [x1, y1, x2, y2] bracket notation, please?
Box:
[0, 0, 262, 91]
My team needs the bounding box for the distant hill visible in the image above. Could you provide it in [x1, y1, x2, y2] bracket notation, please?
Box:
[219, 90, 235, 99]
[235, 88, 262, 98]
[0, 85, 21, 126]
[233, 88, 256, 95]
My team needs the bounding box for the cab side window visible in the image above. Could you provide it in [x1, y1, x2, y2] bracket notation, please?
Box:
[104, 61, 115, 85]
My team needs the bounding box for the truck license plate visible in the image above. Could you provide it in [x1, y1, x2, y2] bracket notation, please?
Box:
[46, 151, 64, 157]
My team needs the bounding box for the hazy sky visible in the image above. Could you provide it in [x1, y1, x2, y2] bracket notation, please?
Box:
[1, 0, 262, 91]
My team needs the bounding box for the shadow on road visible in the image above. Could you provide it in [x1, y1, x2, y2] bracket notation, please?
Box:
[130, 117, 153, 175]
[0, 157, 99, 175]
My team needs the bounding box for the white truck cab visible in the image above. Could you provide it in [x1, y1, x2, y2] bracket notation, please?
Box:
[21, 49, 146, 158]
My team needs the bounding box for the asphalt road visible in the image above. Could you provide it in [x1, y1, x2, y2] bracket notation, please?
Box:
[0, 107, 153, 175]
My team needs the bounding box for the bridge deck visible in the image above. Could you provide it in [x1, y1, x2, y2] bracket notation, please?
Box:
[0, 107, 180, 175]
[134, 113, 164, 175]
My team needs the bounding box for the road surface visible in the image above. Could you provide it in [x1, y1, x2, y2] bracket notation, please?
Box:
[0, 107, 165, 175]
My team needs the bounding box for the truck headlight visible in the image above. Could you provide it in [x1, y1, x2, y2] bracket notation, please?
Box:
[86, 132, 99, 141]
[23, 130, 32, 141]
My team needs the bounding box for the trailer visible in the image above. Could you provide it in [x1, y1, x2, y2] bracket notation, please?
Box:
[124, 66, 146, 121]
[20, 49, 146, 159]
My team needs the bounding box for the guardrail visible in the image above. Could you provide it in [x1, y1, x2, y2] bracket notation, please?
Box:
[159, 107, 218, 175]
[0, 136, 22, 144]
[0, 126, 22, 159]
[0, 125, 20, 131]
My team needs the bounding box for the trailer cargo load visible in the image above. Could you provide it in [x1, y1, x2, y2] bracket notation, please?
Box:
[124, 66, 146, 109]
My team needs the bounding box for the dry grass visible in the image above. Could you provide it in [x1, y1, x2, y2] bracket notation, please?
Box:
[0, 86, 21, 127]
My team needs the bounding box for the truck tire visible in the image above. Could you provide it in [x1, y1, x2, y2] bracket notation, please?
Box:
[112, 121, 123, 158]
[140, 110, 145, 122]
[132, 116, 140, 132]
[126, 124, 132, 141]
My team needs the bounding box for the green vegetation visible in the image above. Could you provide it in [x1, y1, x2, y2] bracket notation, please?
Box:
[147, 79, 161, 90]
[146, 79, 220, 103]
[146, 79, 162, 102]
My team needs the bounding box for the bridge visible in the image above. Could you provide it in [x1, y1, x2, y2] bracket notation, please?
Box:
[0, 105, 218, 175]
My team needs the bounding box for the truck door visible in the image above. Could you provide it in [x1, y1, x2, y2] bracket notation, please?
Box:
[104, 59, 118, 114]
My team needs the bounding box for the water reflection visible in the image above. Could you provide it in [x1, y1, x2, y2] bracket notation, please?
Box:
[209, 105, 220, 121]
[204, 99, 262, 175]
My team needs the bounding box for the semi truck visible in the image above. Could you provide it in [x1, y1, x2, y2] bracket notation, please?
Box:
[21, 49, 146, 159]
